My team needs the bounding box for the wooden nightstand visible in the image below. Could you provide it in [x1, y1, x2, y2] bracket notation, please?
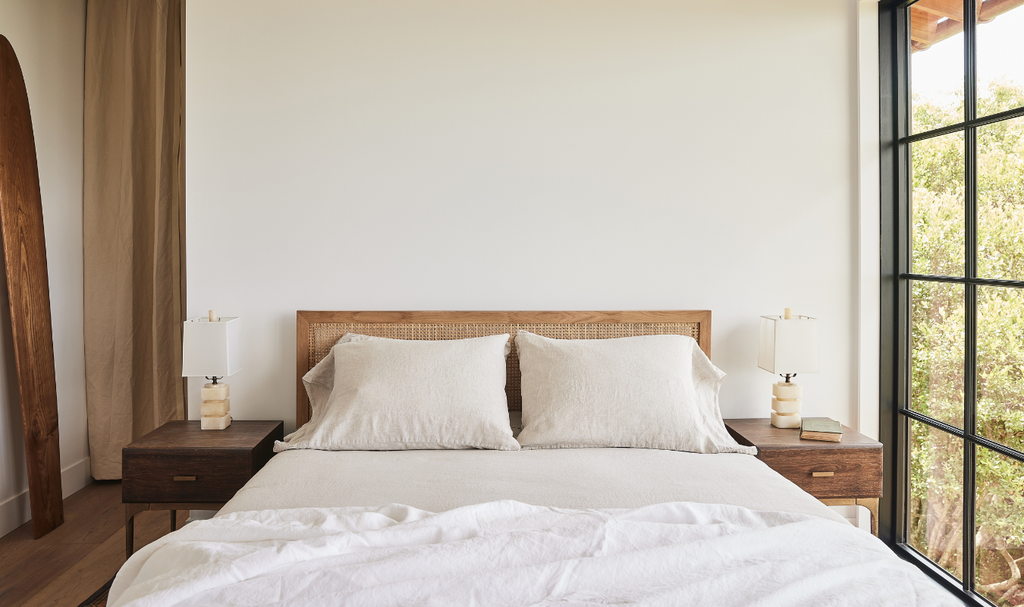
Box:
[122, 420, 284, 556]
[724, 418, 883, 536]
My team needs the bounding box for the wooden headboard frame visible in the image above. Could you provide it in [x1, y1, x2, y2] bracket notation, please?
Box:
[295, 310, 711, 428]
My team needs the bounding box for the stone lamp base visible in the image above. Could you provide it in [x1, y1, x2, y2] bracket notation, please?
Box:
[770, 381, 802, 428]
[200, 381, 232, 430]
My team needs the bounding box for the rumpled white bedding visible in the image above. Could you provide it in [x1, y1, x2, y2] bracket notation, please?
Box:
[109, 500, 958, 607]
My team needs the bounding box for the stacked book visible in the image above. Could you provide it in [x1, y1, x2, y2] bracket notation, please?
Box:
[800, 418, 842, 442]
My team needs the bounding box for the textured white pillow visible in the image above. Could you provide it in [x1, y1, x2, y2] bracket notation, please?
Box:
[298, 333, 365, 426]
[277, 333, 519, 452]
[515, 331, 755, 455]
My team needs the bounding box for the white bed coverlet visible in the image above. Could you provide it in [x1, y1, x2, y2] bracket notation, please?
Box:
[109, 500, 958, 607]
[221, 449, 849, 523]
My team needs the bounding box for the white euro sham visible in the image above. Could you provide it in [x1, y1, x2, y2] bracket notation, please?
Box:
[276, 333, 519, 452]
[515, 331, 755, 454]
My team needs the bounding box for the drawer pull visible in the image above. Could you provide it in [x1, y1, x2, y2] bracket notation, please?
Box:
[812, 471, 835, 478]
[173, 476, 196, 482]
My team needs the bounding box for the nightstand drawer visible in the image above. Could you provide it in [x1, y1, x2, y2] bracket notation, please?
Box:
[123, 450, 252, 503]
[759, 448, 882, 499]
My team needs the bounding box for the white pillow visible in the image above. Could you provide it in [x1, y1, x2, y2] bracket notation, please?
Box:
[514, 331, 755, 455]
[299, 332, 365, 427]
[300, 334, 514, 421]
[277, 333, 519, 451]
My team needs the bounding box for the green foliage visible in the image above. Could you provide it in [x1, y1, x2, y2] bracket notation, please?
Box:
[910, 80, 1024, 603]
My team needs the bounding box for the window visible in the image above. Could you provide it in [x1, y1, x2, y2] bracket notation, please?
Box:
[881, 1, 1024, 605]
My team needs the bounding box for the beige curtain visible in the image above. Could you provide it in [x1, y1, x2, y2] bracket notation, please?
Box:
[84, 0, 186, 480]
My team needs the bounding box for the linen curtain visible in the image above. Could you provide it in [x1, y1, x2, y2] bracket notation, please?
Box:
[84, 0, 186, 480]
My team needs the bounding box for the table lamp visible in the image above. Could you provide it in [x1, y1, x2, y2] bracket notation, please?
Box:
[182, 310, 241, 430]
[758, 308, 818, 428]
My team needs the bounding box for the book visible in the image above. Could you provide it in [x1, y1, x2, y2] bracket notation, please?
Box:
[800, 418, 842, 442]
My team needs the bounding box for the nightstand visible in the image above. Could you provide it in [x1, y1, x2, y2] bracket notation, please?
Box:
[122, 420, 284, 556]
[724, 418, 883, 536]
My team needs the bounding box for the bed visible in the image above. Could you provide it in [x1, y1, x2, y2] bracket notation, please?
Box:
[108, 311, 960, 607]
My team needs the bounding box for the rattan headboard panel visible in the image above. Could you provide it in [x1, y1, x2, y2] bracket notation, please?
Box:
[295, 311, 711, 428]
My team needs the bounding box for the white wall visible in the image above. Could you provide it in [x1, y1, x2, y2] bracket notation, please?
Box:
[0, 1, 90, 537]
[187, 0, 873, 435]
[857, 0, 880, 442]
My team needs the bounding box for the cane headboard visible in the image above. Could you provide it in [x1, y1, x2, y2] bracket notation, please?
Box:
[295, 310, 711, 428]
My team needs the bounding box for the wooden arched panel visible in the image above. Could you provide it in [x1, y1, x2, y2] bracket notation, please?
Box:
[0, 34, 63, 538]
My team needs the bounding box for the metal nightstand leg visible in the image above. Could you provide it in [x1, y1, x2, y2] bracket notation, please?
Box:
[819, 498, 880, 537]
[124, 503, 149, 558]
[124, 502, 225, 558]
[858, 498, 879, 536]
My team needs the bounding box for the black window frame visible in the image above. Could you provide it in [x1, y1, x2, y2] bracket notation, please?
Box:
[880, 1, 1024, 604]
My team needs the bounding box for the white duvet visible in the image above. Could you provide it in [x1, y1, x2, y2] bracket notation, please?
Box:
[110, 500, 959, 607]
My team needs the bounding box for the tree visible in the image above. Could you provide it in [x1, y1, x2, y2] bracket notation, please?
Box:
[910, 79, 1024, 606]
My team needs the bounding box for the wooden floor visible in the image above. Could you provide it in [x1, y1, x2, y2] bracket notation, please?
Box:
[0, 481, 187, 607]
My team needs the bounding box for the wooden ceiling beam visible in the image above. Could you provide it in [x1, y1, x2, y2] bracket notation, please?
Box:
[910, 0, 1024, 52]
[979, 0, 1024, 23]
[910, 5, 943, 46]
[913, 0, 964, 21]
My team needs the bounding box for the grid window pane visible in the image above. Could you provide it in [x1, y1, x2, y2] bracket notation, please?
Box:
[977, 285, 1024, 454]
[911, 133, 965, 277]
[977, 115, 1024, 281]
[975, 446, 1024, 606]
[910, 0, 964, 134]
[909, 419, 964, 580]
[911, 280, 965, 427]
[977, 2, 1024, 118]
[896, 1, 1024, 599]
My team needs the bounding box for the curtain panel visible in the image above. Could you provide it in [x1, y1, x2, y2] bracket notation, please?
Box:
[84, 0, 186, 480]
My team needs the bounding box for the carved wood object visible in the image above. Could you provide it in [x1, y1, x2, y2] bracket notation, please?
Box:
[0, 34, 63, 538]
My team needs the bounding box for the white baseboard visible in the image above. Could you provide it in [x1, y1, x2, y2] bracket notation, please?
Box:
[0, 457, 92, 538]
[61, 457, 93, 499]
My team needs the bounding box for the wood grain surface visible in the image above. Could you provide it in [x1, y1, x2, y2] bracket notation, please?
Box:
[122, 451, 252, 503]
[757, 448, 883, 498]
[0, 482, 188, 607]
[725, 418, 883, 499]
[122, 421, 283, 503]
[724, 418, 881, 449]
[123, 420, 283, 450]
[0, 35, 63, 538]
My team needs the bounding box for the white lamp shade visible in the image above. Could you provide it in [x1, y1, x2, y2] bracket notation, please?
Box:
[182, 317, 241, 377]
[758, 315, 819, 375]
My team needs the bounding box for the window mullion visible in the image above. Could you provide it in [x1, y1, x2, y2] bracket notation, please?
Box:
[961, 0, 978, 594]
[894, 2, 912, 547]
[963, 281, 977, 594]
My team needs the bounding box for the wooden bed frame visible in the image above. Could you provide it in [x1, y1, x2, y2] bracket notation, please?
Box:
[295, 310, 711, 428]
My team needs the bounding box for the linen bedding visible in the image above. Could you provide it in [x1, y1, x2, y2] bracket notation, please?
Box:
[220, 448, 847, 521]
[109, 499, 960, 607]
[107, 450, 960, 607]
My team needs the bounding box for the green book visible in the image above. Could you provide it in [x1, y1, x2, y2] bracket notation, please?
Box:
[802, 418, 842, 434]
[801, 418, 842, 442]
